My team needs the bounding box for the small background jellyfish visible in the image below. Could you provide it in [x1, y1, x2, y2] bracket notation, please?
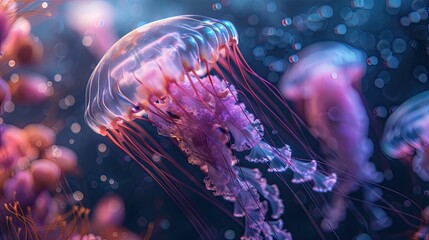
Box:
[279, 41, 390, 231]
[0, 0, 427, 239]
[382, 91, 429, 181]
[65, 0, 118, 59]
[1, 17, 44, 67]
[0, 0, 58, 55]
[85, 15, 337, 240]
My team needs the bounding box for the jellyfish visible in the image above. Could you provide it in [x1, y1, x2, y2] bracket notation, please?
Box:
[65, 0, 118, 59]
[0, 0, 17, 49]
[0, 0, 52, 52]
[280, 42, 383, 230]
[1, 17, 44, 66]
[90, 195, 141, 240]
[85, 15, 337, 239]
[382, 91, 429, 181]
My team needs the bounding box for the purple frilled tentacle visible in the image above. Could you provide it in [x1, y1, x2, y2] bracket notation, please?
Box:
[147, 74, 335, 239]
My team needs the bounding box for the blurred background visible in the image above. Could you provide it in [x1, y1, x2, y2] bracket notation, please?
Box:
[1, 0, 428, 239]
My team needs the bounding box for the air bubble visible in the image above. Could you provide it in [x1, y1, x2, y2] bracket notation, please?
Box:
[225, 230, 236, 240]
[289, 55, 299, 63]
[374, 106, 388, 118]
[212, 3, 222, 11]
[374, 78, 384, 88]
[253, 46, 266, 59]
[385, 56, 399, 69]
[392, 38, 406, 53]
[412, 0, 425, 10]
[386, 0, 401, 8]
[266, 2, 277, 13]
[413, 65, 428, 83]
[409, 11, 421, 23]
[160, 219, 170, 230]
[367, 56, 378, 65]
[400, 16, 411, 27]
[319, 5, 333, 18]
[377, 40, 390, 52]
[352, 0, 364, 8]
[292, 43, 302, 50]
[334, 24, 347, 35]
[281, 18, 292, 26]
[418, 8, 428, 20]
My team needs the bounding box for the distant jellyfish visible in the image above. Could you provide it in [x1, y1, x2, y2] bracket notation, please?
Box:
[91, 195, 141, 240]
[0, 0, 18, 49]
[0, 1, 52, 58]
[1, 17, 43, 66]
[382, 91, 429, 181]
[280, 41, 384, 230]
[70, 234, 103, 240]
[66, 0, 118, 59]
[92, 195, 125, 228]
[85, 15, 337, 239]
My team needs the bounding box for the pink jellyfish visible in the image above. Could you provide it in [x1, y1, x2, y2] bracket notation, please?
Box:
[0, 0, 20, 49]
[0, 1, 52, 58]
[280, 42, 382, 230]
[66, 0, 118, 59]
[1, 17, 44, 66]
[382, 91, 429, 181]
[85, 15, 337, 239]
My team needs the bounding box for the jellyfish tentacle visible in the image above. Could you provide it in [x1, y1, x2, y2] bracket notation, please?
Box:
[236, 167, 284, 219]
[245, 140, 336, 192]
[145, 74, 295, 239]
[412, 148, 429, 181]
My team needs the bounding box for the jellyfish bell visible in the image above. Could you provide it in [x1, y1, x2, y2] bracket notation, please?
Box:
[85, 15, 337, 239]
[92, 195, 125, 228]
[382, 91, 429, 181]
[279, 41, 367, 101]
[85, 15, 239, 135]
